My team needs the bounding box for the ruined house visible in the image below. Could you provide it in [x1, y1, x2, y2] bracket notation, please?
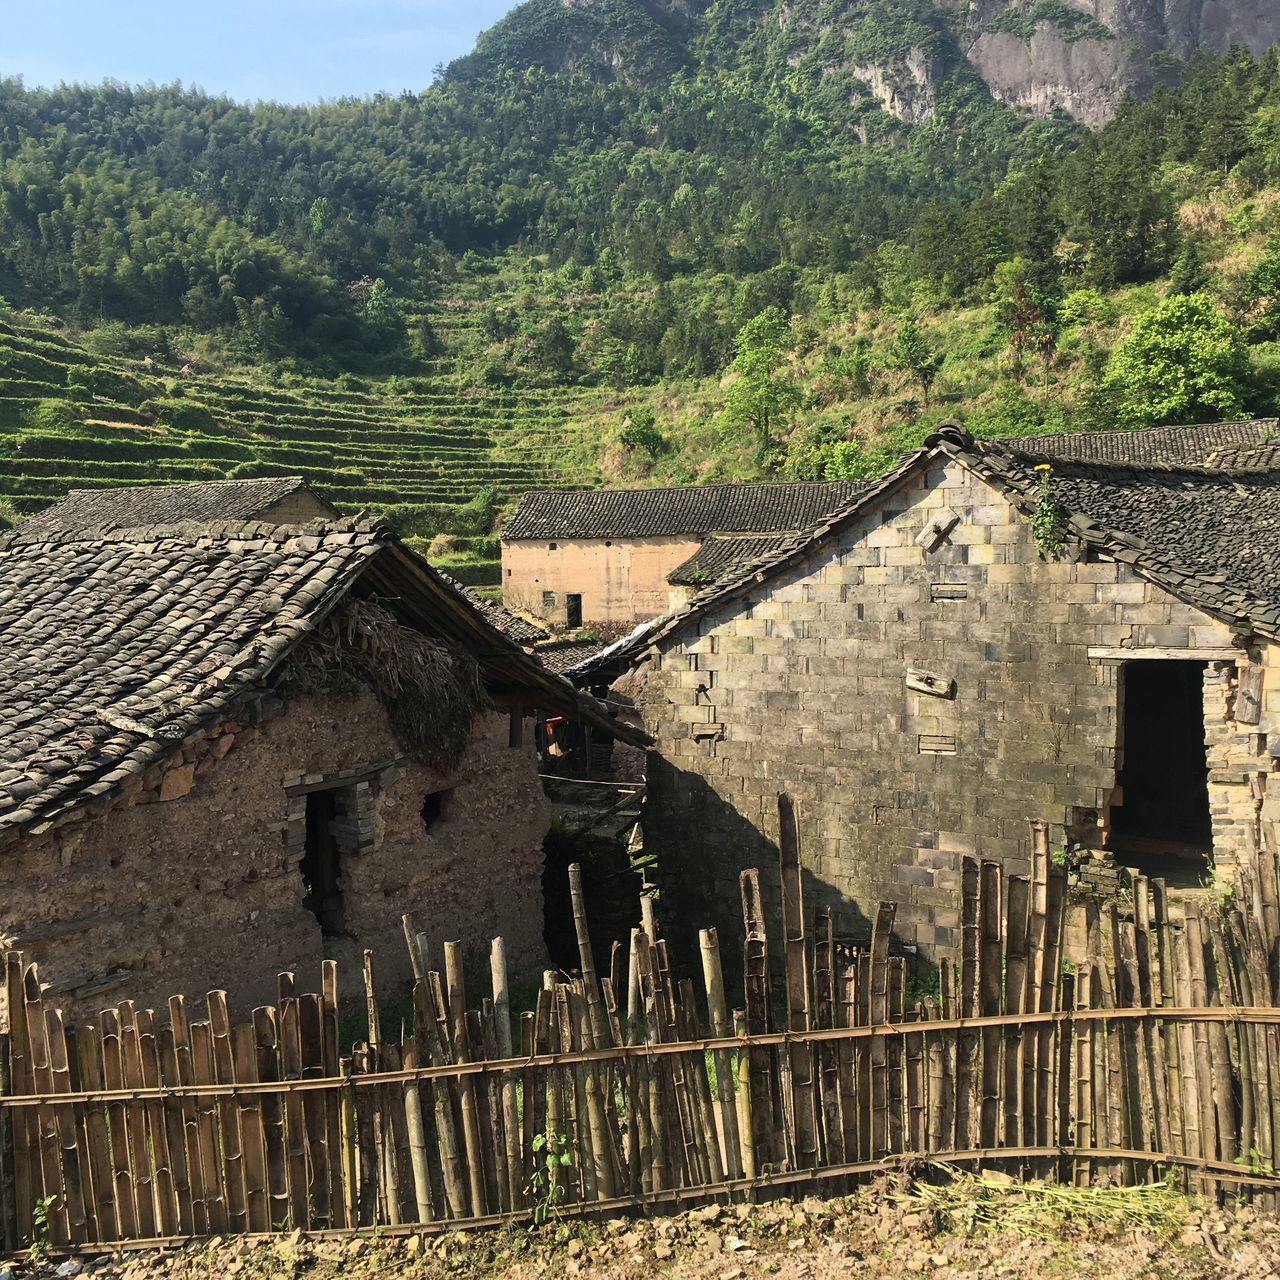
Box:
[576, 421, 1280, 959]
[0, 480, 637, 1022]
[500, 479, 864, 628]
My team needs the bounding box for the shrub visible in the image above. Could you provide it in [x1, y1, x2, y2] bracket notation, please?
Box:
[25, 398, 81, 432]
[142, 397, 219, 432]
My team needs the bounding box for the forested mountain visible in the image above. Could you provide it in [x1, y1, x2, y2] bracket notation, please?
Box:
[3, 0, 1280, 579]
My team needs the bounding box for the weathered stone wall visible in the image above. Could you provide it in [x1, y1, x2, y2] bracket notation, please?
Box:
[502, 536, 703, 626]
[634, 458, 1276, 959]
[0, 693, 549, 1026]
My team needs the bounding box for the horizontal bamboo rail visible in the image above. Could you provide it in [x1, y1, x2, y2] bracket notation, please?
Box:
[2, 1006, 1279, 1109]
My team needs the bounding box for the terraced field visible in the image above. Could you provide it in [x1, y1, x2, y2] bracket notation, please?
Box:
[0, 312, 610, 586]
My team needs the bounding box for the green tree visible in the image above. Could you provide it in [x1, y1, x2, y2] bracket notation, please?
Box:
[1102, 293, 1250, 427]
[619, 406, 667, 458]
[715, 306, 803, 468]
[889, 317, 943, 406]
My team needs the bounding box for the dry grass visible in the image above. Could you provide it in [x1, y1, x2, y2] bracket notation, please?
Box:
[283, 597, 488, 770]
[898, 1162, 1189, 1239]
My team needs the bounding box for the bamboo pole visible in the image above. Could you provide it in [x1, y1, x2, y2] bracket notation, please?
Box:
[699, 928, 743, 1179]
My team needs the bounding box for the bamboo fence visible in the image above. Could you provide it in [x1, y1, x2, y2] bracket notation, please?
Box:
[4, 818, 1280, 1251]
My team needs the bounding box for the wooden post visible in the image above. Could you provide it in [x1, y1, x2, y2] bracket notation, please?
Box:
[699, 928, 743, 1179]
[490, 937, 525, 1208]
[444, 942, 488, 1216]
[778, 793, 819, 1170]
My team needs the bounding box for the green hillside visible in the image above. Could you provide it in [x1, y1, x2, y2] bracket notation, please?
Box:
[3, 11, 1280, 585]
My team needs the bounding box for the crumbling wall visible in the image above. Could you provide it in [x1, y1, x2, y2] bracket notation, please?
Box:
[0, 693, 549, 1026]
[636, 457, 1263, 960]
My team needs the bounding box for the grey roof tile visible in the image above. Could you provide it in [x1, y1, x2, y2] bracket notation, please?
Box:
[502, 479, 870, 540]
[13, 477, 335, 541]
[1002, 418, 1277, 466]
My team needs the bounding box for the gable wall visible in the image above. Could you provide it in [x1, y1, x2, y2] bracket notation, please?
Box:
[0, 693, 549, 1026]
[502, 535, 703, 626]
[637, 458, 1278, 957]
[260, 491, 335, 523]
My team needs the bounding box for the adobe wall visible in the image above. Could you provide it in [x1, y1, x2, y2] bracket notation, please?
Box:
[0, 693, 549, 1027]
[634, 457, 1279, 960]
[502, 535, 702, 626]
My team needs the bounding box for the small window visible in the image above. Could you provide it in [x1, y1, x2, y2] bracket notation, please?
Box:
[605, 540, 612, 547]
[542, 590, 557, 610]
[548, 543, 558, 551]
[300, 788, 353, 937]
[421, 788, 453, 832]
[506, 568, 512, 577]
[566, 594, 583, 628]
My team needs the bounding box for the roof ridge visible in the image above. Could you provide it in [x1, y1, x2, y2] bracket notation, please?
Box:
[4, 515, 388, 549]
[512, 477, 868, 499]
[61, 475, 309, 497]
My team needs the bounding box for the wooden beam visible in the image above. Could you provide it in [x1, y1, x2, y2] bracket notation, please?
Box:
[1087, 646, 1242, 662]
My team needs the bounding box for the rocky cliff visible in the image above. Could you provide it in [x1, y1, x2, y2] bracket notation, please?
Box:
[464, 0, 1280, 128]
[959, 0, 1280, 126]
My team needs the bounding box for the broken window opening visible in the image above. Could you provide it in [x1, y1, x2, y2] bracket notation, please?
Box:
[421, 787, 453, 832]
[565, 593, 583, 628]
[542, 590, 557, 611]
[1108, 659, 1211, 886]
[300, 788, 350, 937]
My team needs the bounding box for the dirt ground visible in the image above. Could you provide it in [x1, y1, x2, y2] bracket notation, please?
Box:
[10, 1171, 1280, 1280]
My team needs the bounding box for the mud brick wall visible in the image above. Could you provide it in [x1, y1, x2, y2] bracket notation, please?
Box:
[0, 693, 548, 1026]
[635, 458, 1276, 960]
[502, 535, 701, 626]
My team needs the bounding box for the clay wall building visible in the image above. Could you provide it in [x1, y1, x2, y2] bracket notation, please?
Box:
[579, 421, 1280, 961]
[500, 480, 864, 628]
[0, 481, 637, 1023]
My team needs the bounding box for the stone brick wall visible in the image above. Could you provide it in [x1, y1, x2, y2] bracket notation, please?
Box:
[0, 693, 549, 1026]
[633, 457, 1276, 959]
[502, 535, 702, 626]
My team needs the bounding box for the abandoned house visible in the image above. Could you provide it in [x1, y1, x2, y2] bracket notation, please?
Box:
[575, 420, 1280, 960]
[500, 479, 865, 628]
[0, 480, 638, 1023]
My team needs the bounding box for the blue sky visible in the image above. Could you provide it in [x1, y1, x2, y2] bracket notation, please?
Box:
[3, 1, 521, 103]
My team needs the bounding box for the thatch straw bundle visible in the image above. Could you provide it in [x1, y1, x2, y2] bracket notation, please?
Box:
[281, 597, 488, 771]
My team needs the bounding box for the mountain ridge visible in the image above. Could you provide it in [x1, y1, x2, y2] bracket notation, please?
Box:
[454, 0, 1280, 126]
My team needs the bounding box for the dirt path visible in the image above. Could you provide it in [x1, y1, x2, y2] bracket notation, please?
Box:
[12, 1174, 1280, 1280]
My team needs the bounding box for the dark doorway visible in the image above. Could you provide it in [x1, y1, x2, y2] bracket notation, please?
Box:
[565, 593, 583, 628]
[300, 789, 347, 936]
[1109, 660, 1211, 882]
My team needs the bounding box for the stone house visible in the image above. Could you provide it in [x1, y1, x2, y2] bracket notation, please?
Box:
[500, 479, 864, 628]
[0, 481, 638, 1022]
[577, 420, 1280, 959]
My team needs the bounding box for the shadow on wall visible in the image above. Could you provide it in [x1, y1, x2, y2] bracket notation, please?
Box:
[643, 754, 877, 994]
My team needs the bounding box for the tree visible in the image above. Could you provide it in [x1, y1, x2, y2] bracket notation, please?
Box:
[1102, 293, 1250, 427]
[715, 306, 803, 468]
[994, 259, 1057, 382]
[619, 406, 667, 458]
[528, 316, 577, 377]
[889, 317, 943, 405]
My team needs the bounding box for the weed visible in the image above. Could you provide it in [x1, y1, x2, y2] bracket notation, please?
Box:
[1029, 463, 1063, 560]
[527, 1128, 573, 1225]
[27, 1193, 57, 1263]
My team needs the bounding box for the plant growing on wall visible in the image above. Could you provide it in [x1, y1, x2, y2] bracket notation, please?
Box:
[1029, 462, 1063, 560]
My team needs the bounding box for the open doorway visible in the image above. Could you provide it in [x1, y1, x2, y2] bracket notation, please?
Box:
[1109, 660, 1211, 884]
[300, 788, 348, 936]
[565, 593, 583, 629]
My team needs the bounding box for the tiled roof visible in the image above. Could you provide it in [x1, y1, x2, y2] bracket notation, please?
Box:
[571, 424, 1280, 679]
[667, 534, 802, 586]
[1002, 419, 1276, 466]
[1203, 445, 1280, 471]
[535, 638, 611, 674]
[502, 479, 869, 540]
[968, 446, 1280, 631]
[439, 576, 549, 645]
[13, 476, 333, 541]
[0, 517, 639, 846]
